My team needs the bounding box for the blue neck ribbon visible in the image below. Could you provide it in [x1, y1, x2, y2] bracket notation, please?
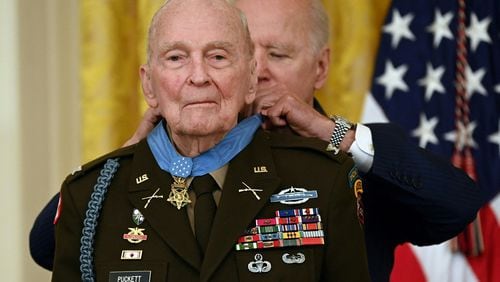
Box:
[147, 114, 262, 178]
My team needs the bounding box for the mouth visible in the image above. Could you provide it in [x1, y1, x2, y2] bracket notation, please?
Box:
[258, 77, 269, 83]
[184, 101, 217, 108]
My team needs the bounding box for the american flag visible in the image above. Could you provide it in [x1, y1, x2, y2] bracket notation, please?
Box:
[361, 0, 500, 281]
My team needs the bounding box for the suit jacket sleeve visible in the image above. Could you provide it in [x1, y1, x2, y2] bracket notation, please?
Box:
[29, 193, 59, 271]
[362, 123, 484, 245]
[52, 178, 88, 281]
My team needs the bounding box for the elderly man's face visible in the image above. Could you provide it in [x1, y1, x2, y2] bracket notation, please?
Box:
[236, 0, 329, 105]
[141, 1, 255, 138]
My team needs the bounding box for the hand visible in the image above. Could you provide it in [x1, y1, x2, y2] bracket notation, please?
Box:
[241, 85, 285, 118]
[122, 107, 162, 147]
[256, 87, 334, 142]
[252, 84, 290, 114]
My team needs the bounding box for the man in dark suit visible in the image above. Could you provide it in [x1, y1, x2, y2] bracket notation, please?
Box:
[230, 0, 484, 281]
[51, 0, 369, 281]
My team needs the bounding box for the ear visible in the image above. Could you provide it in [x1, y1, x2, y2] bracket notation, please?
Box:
[140, 64, 158, 108]
[245, 58, 257, 104]
[313, 46, 330, 90]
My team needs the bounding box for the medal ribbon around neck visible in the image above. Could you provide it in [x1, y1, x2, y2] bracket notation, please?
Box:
[147, 114, 263, 209]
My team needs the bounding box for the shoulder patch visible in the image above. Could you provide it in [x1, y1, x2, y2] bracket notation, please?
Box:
[348, 166, 364, 197]
[267, 130, 349, 163]
[64, 143, 137, 183]
[348, 166, 365, 225]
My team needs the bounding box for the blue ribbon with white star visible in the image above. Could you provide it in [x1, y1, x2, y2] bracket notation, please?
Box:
[147, 114, 262, 178]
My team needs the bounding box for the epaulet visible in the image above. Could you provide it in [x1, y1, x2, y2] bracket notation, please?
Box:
[64, 143, 137, 183]
[264, 130, 350, 164]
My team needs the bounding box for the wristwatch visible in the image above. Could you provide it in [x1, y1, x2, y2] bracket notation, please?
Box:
[327, 115, 354, 154]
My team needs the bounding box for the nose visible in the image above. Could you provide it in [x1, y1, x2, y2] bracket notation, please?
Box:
[188, 57, 210, 87]
[254, 49, 270, 84]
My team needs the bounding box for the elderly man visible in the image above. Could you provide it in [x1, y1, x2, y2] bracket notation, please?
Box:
[51, 0, 369, 281]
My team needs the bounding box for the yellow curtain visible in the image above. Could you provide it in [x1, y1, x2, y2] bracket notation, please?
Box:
[81, 0, 164, 161]
[81, 0, 391, 161]
[317, 0, 391, 121]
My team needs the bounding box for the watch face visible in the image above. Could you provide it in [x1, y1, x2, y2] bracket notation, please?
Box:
[335, 116, 353, 129]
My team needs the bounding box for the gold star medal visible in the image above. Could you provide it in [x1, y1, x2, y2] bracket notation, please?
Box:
[167, 176, 191, 210]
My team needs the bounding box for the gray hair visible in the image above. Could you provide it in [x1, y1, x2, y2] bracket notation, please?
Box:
[146, 0, 254, 64]
[230, 0, 330, 54]
[309, 0, 330, 53]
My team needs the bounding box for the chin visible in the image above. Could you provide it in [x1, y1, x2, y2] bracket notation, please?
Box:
[174, 112, 237, 137]
[180, 121, 227, 137]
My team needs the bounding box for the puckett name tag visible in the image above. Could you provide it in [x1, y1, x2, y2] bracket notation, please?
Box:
[109, 270, 151, 282]
[270, 187, 318, 205]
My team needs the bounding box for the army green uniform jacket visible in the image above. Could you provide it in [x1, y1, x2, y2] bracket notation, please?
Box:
[52, 129, 369, 281]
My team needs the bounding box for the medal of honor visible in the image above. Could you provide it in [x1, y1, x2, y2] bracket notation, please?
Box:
[167, 176, 191, 210]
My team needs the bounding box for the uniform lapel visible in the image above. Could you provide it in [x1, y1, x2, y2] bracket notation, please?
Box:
[201, 130, 281, 281]
[128, 140, 202, 271]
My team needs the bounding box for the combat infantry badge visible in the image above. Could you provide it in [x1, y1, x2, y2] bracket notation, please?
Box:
[270, 186, 318, 205]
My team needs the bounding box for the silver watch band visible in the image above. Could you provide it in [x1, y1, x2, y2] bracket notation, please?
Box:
[327, 115, 353, 154]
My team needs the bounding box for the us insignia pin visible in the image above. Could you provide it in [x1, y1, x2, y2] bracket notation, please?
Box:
[136, 173, 149, 184]
[253, 166, 268, 173]
[270, 186, 318, 205]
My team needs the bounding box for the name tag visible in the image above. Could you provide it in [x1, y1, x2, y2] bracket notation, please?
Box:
[109, 271, 151, 282]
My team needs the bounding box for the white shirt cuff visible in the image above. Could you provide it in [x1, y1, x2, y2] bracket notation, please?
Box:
[348, 124, 374, 172]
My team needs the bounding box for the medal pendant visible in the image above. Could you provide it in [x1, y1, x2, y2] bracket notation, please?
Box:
[167, 177, 191, 210]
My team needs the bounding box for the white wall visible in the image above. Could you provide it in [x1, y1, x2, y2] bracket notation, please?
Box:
[0, 0, 22, 280]
[0, 0, 80, 280]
